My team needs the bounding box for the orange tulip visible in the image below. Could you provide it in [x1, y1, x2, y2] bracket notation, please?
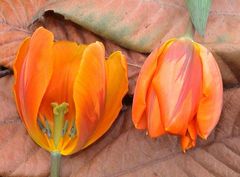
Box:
[132, 38, 223, 152]
[13, 27, 128, 155]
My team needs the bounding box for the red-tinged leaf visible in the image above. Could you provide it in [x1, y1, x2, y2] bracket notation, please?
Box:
[37, 0, 240, 53]
[2, 0, 240, 67]
[0, 0, 50, 68]
[0, 1, 240, 177]
[0, 0, 240, 90]
[0, 76, 240, 177]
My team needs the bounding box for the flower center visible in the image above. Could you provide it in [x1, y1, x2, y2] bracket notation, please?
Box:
[37, 102, 77, 148]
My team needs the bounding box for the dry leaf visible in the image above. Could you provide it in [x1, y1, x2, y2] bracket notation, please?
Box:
[0, 0, 240, 177]
[1, 0, 240, 67]
[38, 0, 240, 53]
[0, 76, 240, 177]
[0, 0, 50, 68]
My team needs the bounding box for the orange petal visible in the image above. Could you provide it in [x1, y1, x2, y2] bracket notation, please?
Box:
[152, 39, 202, 135]
[39, 41, 86, 125]
[37, 41, 86, 153]
[64, 42, 106, 154]
[13, 37, 30, 122]
[195, 43, 223, 138]
[146, 84, 165, 137]
[181, 119, 197, 152]
[181, 134, 193, 153]
[13, 27, 54, 151]
[132, 39, 175, 130]
[83, 51, 128, 148]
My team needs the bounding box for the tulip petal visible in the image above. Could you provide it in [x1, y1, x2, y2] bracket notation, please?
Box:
[37, 41, 86, 152]
[83, 51, 128, 148]
[181, 119, 197, 152]
[147, 85, 165, 137]
[152, 39, 202, 135]
[65, 42, 106, 154]
[39, 41, 86, 124]
[195, 43, 223, 138]
[132, 39, 175, 130]
[13, 27, 54, 151]
[13, 37, 30, 121]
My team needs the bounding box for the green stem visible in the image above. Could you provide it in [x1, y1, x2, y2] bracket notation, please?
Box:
[50, 152, 61, 177]
[183, 20, 195, 40]
[49, 103, 68, 177]
[185, 0, 212, 36]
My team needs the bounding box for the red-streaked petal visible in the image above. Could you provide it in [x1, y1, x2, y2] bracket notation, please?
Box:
[132, 39, 175, 130]
[146, 84, 165, 137]
[64, 42, 106, 154]
[83, 51, 128, 148]
[195, 43, 223, 139]
[13, 27, 54, 151]
[152, 39, 202, 135]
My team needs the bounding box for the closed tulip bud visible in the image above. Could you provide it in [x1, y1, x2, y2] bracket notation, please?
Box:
[132, 38, 223, 152]
[13, 27, 128, 156]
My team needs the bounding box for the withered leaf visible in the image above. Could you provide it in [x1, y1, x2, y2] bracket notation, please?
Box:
[0, 0, 240, 177]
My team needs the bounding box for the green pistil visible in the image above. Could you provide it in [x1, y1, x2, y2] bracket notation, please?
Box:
[37, 103, 78, 177]
[51, 102, 69, 148]
[37, 102, 77, 148]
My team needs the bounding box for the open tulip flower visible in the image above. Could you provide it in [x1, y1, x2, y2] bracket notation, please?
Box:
[13, 27, 128, 175]
[132, 37, 223, 152]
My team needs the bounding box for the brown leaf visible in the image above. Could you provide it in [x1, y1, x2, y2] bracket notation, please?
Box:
[0, 76, 240, 177]
[2, 0, 240, 66]
[0, 1, 240, 177]
[37, 0, 240, 53]
[0, 0, 50, 68]
[1, 0, 240, 90]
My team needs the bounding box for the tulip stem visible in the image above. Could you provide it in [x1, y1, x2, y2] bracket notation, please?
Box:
[184, 20, 195, 39]
[50, 152, 61, 177]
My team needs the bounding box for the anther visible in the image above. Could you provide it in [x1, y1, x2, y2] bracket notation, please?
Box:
[62, 120, 69, 136]
[37, 118, 47, 133]
[45, 118, 52, 138]
[69, 119, 77, 138]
